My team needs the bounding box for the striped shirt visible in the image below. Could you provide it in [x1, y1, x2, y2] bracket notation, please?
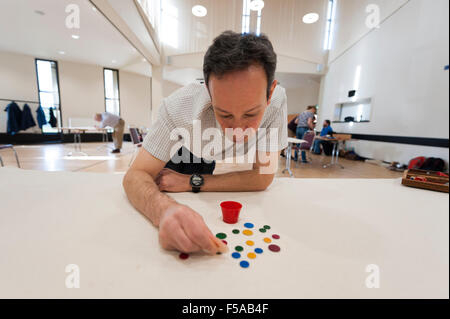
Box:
[296, 111, 315, 128]
[143, 83, 288, 163]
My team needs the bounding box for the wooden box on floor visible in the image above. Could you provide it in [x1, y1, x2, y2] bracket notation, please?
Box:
[402, 169, 449, 193]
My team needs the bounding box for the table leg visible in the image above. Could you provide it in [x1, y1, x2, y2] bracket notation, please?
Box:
[12, 147, 20, 168]
[282, 143, 294, 177]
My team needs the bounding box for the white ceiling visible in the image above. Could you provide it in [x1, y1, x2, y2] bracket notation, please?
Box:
[0, 0, 151, 76]
[160, 0, 329, 64]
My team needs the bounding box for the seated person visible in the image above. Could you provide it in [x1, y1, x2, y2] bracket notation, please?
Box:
[313, 120, 333, 154]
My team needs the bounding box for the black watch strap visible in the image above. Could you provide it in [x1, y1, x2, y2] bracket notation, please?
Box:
[192, 186, 201, 193]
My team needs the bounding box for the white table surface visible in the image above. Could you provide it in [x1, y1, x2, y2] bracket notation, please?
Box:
[287, 137, 306, 144]
[0, 167, 448, 299]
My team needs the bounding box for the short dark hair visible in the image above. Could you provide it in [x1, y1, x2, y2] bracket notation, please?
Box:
[203, 31, 277, 99]
[325, 120, 331, 125]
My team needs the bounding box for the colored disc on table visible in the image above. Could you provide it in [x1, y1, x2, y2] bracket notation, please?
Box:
[244, 223, 254, 229]
[235, 245, 244, 252]
[254, 248, 263, 254]
[232, 252, 241, 259]
[268, 244, 281, 252]
[243, 229, 253, 236]
[179, 253, 189, 260]
[240, 260, 250, 268]
[272, 234, 280, 240]
[264, 237, 272, 243]
[216, 233, 227, 240]
[259, 228, 266, 233]
[263, 225, 271, 230]
[222, 240, 228, 245]
[246, 240, 254, 246]
[232, 229, 240, 234]
[247, 252, 257, 259]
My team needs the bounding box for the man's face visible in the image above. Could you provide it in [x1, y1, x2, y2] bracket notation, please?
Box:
[208, 65, 276, 143]
[323, 121, 328, 128]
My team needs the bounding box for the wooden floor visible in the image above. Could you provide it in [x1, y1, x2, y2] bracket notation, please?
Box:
[0, 142, 403, 179]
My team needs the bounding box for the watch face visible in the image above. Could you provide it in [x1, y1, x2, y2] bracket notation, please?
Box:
[191, 175, 204, 187]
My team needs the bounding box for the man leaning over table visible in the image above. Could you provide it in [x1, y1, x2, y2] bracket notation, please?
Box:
[123, 31, 288, 256]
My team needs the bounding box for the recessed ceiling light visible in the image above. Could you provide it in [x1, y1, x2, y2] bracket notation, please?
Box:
[192, 5, 207, 17]
[58, 51, 65, 55]
[249, 0, 265, 11]
[142, 58, 147, 62]
[71, 34, 80, 39]
[92, 6, 97, 12]
[112, 60, 117, 64]
[303, 13, 320, 24]
[34, 10, 45, 16]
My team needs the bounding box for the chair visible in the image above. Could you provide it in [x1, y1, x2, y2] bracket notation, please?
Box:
[128, 127, 143, 166]
[0, 144, 21, 168]
[293, 131, 315, 165]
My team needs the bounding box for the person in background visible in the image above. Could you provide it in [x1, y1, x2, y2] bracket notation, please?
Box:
[94, 112, 125, 154]
[313, 119, 333, 154]
[294, 105, 317, 162]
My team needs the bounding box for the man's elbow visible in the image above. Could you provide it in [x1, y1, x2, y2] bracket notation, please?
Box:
[256, 174, 275, 191]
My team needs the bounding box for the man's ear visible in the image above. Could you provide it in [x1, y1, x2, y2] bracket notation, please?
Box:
[267, 80, 278, 104]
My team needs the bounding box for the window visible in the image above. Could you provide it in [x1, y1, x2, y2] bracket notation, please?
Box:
[103, 69, 120, 116]
[241, 0, 251, 34]
[323, 0, 337, 50]
[137, 0, 160, 29]
[35, 59, 61, 133]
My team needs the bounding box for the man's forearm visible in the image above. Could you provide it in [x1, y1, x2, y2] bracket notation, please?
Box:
[123, 169, 176, 227]
[202, 169, 274, 192]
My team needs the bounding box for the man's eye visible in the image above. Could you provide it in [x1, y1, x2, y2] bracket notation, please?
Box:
[244, 113, 257, 118]
[220, 114, 233, 119]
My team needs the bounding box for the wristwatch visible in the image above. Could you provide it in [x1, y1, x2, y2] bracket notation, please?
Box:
[190, 174, 204, 193]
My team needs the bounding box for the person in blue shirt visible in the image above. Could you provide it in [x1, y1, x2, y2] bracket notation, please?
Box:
[313, 120, 333, 154]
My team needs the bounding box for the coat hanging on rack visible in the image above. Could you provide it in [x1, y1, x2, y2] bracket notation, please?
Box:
[4, 101, 22, 135]
[20, 104, 37, 131]
[49, 107, 57, 128]
[36, 105, 47, 129]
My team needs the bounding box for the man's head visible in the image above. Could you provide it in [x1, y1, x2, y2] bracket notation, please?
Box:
[203, 31, 277, 142]
[94, 113, 102, 122]
[323, 120, 331, 127]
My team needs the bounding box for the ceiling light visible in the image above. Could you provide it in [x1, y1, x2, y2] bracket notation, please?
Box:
[71, 34, 80, 39]
[34, 10, 45, 16]
[249, 0, 264, 11]
[192, 5, 207, 17]
[58, 51, 65, 55]
[303, 13, 319, 24]
[112, 60, 117, 64]
[92, 6, 97, 12]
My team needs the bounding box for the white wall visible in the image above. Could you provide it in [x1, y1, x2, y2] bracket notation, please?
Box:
[0, 51, 39, 133]
[120, 71, 152, 131]
[0, 51, 152, 134]
[58, 60, 105, 127]
[319, 0, 449, 164]
[286, 85, 320, 115]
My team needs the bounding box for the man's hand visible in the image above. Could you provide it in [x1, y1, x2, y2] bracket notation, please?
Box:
[156, 168, 191, 193]
[159, 204, 228, 254]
